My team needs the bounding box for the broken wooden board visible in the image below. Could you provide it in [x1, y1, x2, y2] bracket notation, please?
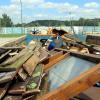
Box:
[8, 82, 26, 95]
[0, 71, 16, 84]
[23, 64, 43, 97]
[23, 44, 41, 76]
[4, 50, 34, 70]
[0, 83, 10, 100]
[23, 53, 40, 76]
[18, 68, 28, 81]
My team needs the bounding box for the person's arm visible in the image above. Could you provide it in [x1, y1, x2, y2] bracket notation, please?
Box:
[61, 35, 75, 42]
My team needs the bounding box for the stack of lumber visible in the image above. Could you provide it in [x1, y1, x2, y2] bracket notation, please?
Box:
[0, 42, 49, 100]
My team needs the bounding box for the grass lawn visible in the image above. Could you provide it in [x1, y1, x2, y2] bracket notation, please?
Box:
[0, 34, 25, 38]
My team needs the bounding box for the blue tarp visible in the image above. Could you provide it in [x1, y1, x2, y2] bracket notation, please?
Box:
[48, 56, 95, 91]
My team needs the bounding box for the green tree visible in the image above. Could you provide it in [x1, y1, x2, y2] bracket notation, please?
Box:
[1, 14, 13, 27]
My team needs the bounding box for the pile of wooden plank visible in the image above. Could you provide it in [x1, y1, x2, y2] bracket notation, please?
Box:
[0, 42, 49, 100]
[63, 34, 100, 55]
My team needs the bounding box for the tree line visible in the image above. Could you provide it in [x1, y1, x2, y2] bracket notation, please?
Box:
[25, 18, 100, 27]
[0, 13, 100, 27]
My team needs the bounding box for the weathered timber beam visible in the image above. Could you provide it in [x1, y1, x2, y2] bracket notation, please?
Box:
[7, 51, 34, 69]
[38, 63, 100, 100]
[18, 44, 41, 80]
[23, 51, 40, 76]
[0, 45, 37, 72]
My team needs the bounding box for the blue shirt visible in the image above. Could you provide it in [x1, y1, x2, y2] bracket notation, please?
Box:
[51, 36, 63, 48]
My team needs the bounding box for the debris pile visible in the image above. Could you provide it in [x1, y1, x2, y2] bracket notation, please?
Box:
[0, 42, 49, 100]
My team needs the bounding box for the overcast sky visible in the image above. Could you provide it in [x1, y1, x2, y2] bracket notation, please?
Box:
[0, 0, 100, 23]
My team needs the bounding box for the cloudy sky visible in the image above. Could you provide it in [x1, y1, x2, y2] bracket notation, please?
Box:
[0, 0, 100, 23]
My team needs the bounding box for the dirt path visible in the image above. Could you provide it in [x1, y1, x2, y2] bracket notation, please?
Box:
[0, 38, 17, 46]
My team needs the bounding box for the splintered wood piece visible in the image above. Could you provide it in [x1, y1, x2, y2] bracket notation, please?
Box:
[23, 53, 40, 76]
[18, 68, 28, 81]
[4, 95, 22, 100]
[8, 82, 26, 95]
[0, 71, 16, 84]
